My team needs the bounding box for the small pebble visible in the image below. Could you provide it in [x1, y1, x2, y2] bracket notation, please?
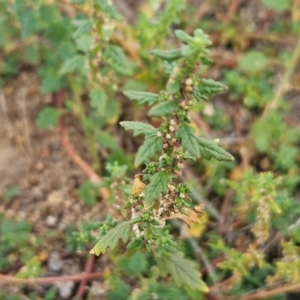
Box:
[46, 215, 58, 227]
[55, 281, 75, 299]
[35, 161, 44, 171]
[48, 251, 63, 272]
[203, 103, 215, 116]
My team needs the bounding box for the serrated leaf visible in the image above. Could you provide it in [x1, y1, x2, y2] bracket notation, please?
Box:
[96, 0, 124, 21]
[120, 121, 157, 137]
[148, 101, 179, 117]
[36, 107, 60, 129]
[176, 124, 201, 157]
[89, 87, 107, 114]
[145, 171, 169, 204]
[156, 251, 208, 291]
[198, 137, 234, 161]
[135, 134, 163, 166]
[72, 20, 91, 39]
[92, 221, 131, 255]
[166, 80, 180, 94]
[60, 55, 86, 75]
[183, 151, 197, 161]
[118, 251, 148, 276]
[193, 79, 227, 101]
[124, 91, 160, 106]
[151, 49, 183, 61]
[75, 34, 94, 52]
[104, 45, 132, 75]
[165, 205, 204, 228]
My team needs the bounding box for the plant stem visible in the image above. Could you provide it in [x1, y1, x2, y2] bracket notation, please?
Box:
[72, 84, 101, 172]
[0, 272, 102, 285]
[55, 91, 109, 201]
[239, 280, 300, 300]
[177, 221, 219, 284]
[262, 35, 300, 117]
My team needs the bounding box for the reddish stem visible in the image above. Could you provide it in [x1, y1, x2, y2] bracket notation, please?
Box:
[53, 91, 109, 298]
[54, 91, 110, 200]
[223, 0, 241, 24]
[217, 190, 233, 235]
[232, 104, 242, 138]
[76, 255, 95, 298]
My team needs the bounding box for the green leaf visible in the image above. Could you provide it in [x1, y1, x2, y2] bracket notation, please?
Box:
[198, 137, 234, 161]
[150, 49, 183, 61]
[19, 10, 37, 39]
[44, 287, 58, 300]
[166, 80, 181, 94]
[96, 0, 124, 21]
[107, 279, 130, 300]
[275, 143, 298, 171]
[145, 171, 169, 204]
[201, 56, 214, 65]
[75, 34, 94, 52]
[156, 251, 208, 291]
[148, 101, 179, 117]
[104, 45, 132, 75]
[96, 131, 121, 151]
[120, 121, 157, 137]
[123, 80, 148, 91]
[60, 55, 86, 75]
[146, 282, 189, 300]
[135, 134, 163, 166]
[40, 73, 61, 93]
[127, 238, 141, 250]
[261, 0, 290, 11]
[174, 30, 192, 44]
[176, 124, 201, 158]
[193, 28, 212, 47]
[72, 20, 91, 39]
[180, 45, 196, 57]
[93, 221, 132, 255]
[4, 185, 19, 200]
[70, 0, 86, 3]
[106, 162, 128, 178]
[36, 107, 60, 129]
[183, 151, 197, 161]
[239, 51, 269, 72]
[89, 87, 107, 114]
[251, 118, 270, 152]
[123, 91, 160, 106]
[193, 79, 227, 101]
[78, 181, 98, 206]
[118, 251, 148, 276]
